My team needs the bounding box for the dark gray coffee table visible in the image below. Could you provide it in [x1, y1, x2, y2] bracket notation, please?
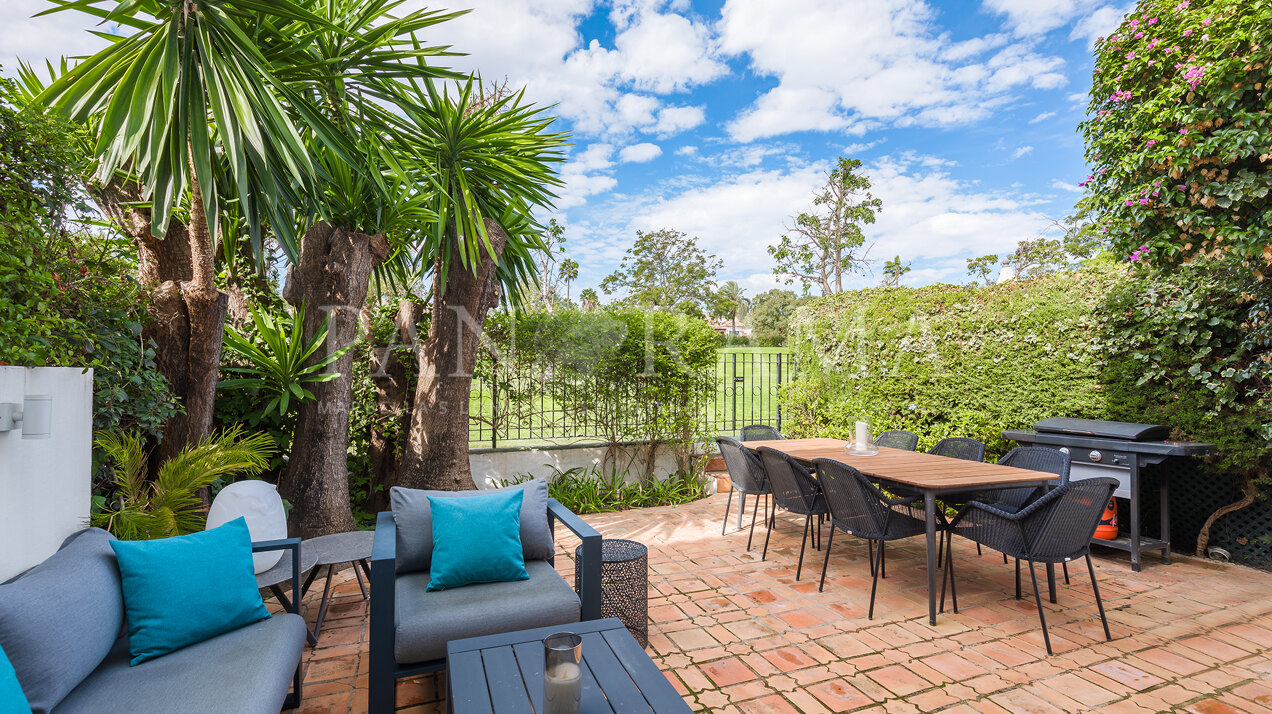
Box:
[446, 617, 690, 714]
[256, 542, 319, 645]
[301, 530, 375, 638]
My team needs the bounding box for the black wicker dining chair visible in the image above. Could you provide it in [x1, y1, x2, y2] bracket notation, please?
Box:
[875, 430, 919, 451]
[976, 447, 1073, 568]
[813, 458, 934, 618]
[740, 424, 783, 441]
[929, 437, 986, 462]
[942, 477, 1118, 655]
[929, 437, 987, 560]
[716, 436, 773, 550]
[757, 447, 828, 580]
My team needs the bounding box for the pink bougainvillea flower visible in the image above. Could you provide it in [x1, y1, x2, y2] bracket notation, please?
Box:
[1148, 17, 1158, 24]
[1139, 198, 1150, 205]
[1127, 51, 1137, 59]
[1201, 33, 1209, 41]
[1146, 139, 1157, 147]
[1179, 128, 1188, 134]
[1125, 199, 1135, 206]
[1129, 18, 1139, 26]
[1202, 17, 1211, 25]
[1134, 31, 1145, 38]
[1178, 184, 1187, 191]
[1183, 28, 1193, 35]
[1152, 190, 1160, 196]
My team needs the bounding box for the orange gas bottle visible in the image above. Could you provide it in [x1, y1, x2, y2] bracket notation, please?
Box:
[1094, 497, 1119, 540]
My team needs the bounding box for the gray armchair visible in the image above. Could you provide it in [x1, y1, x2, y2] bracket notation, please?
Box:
[368, 493, 601, 714]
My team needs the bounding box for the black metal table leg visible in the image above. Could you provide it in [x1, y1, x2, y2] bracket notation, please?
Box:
[924, 491, 938, 626]
[1159, 459, 1171, 564]
[1130, 457, 1142, 572]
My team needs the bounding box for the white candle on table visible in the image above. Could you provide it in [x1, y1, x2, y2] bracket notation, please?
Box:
[855, 421, 869, 450]
[544, 661, 581, 713]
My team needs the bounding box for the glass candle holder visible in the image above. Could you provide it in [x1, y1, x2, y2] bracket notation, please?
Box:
[543, 632, 582, 714]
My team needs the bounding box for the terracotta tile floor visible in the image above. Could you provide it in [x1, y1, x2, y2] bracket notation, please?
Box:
[281, 493, 1272, 713]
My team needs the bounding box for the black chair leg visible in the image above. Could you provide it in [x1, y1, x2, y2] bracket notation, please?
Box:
[1087, 554, 1112, 641]
[762, 504, 775, 561]
[880, 540, 886, 579]
[818, 526, 836, 592]
[940, 531, 958, 614]
[722, 489, 734, 536]
[1002, 552, 1008, 565]
[747, 493, 760, 551]
[976, 542, 982, 556]
[796, 514, 811, 580]
[1026, 559, 1053, 655]
[1062, 561, 1070, 585]
[868, 540, 875, 578]
[868, 539, 884, 619]
[1015, 558, 1022, 600]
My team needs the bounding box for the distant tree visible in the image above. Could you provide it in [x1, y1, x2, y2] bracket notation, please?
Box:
[558, 258, 579, 301]
[601, 228, 722, 313]
[749, 289, 799, 345]
[715, 281, 750, 335]
[1007, 238, 1067, 279]
[881, 255, 910, 286]
[966, 254, 1000, 286]
[579, 287, 600, 311]
[1053, 195, 1106, 261]
[530, 218, 568, 308]
[770, 156, 882, 295]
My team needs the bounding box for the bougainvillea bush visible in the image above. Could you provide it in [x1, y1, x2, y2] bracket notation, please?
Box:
[1080, 0, 1271, 268]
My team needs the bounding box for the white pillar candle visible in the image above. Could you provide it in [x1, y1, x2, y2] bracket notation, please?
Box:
[856, 421, 869, 449]
[544, 661, 581, 713]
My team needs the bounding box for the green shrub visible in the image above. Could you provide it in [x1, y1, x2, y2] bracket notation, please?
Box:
[496, 466, 708, 515]
[782, 260, 1269, 482]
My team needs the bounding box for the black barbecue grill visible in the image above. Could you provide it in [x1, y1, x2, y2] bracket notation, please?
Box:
[1003, 418, 1213, 571]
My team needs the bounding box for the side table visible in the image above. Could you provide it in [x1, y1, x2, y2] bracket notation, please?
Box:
[575, 539, 648, 647]
[302, 530, 375, 639]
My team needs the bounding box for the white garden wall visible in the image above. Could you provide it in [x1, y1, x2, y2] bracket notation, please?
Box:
[0, 366, 94, 581]
[469, 441, 714, 493]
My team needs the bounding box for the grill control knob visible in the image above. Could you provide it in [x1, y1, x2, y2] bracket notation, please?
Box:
[1089, 450, 1103, 463]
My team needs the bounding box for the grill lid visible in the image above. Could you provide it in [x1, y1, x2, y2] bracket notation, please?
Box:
[1033, 417, 1170, 442]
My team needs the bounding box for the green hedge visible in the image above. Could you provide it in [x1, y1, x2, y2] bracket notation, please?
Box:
[782, 260, 1269, 478]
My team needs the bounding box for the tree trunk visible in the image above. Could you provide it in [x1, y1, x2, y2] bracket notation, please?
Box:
[399, 219, 507, 491]
[281, 221, 390, 537]
[364, 299, 424, 513]
[88, 174, 224, 472]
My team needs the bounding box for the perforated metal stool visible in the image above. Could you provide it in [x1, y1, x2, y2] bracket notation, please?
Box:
[575, 539, 648, 647]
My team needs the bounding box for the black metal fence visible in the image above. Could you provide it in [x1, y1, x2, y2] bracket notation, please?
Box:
[468, 349, 796, 448]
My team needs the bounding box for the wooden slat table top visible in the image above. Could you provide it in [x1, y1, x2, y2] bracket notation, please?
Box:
[741, 438, 1059, 490]
[447, 618, 691, 714]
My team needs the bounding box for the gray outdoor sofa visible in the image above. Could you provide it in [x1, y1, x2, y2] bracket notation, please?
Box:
[368, 482, 602, 714]
[0, 527, 306, 713]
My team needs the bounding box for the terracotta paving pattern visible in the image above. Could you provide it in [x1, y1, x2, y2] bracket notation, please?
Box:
[280, 493, 1272, 713]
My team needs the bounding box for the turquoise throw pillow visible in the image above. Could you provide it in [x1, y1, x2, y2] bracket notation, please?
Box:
[109, 517, 271, 665]
[427, 490, 529, 591]
[0, 644, 29, 713]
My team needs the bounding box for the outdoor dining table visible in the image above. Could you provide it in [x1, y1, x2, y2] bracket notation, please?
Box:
[740, 437, 1059, 625]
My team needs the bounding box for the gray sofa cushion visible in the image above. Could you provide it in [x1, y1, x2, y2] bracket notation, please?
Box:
[391, 479, 553, 574]
[394, 560, 579, 664]
[0, 528, 122, 713]
[53, 614, 306, 714]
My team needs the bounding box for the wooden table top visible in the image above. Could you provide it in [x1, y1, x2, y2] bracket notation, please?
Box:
[741, 437, 1058, 491]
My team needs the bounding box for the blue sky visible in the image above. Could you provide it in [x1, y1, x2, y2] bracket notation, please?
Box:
[2, 0, 1132, 296]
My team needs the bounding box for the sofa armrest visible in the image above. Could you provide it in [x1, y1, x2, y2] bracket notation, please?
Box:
[547, 498, 602, 621]
[252, 537, 301, 615]
[368, 511, 397, 714]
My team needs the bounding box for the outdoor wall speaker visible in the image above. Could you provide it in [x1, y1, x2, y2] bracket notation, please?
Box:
[0, 395, 53, 439]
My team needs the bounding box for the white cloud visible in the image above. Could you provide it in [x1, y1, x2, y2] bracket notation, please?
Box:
[675, 145, 699, 156]
[1051, 179, 1083, 193]
[653, 105, 706, 136]
[1071, 5, 1133, 47]
[718, 0, 1070, 142]
[1029, 111, 1057, 123]
[981, 0, 1103, 36]
[557, 143, 620, 210]
[618, 142, 663, 163]
[1, 1, 119, 77]
[585, 153, 1053, 289]
[1012, 145, 1034, 158]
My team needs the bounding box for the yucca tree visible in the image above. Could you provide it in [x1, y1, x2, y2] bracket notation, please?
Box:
[386, 79, 567, 492]
[32, 0, 345, 467]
